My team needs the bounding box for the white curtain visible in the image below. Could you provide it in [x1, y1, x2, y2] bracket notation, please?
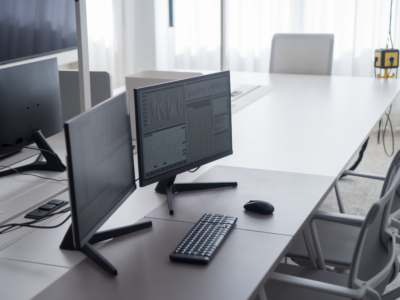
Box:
[172, 0, 400, 78]
[86, 0, 128, 89]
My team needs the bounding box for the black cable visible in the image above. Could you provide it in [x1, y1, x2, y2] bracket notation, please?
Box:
[0, 208, 71, 234]
[0, 165, 68, 182]
[382, 109, 395, 157]
[135, 177, 139, 182]
[21, 146, 64, 165]
[386, 60, 393, 78]
[188, 166, 200, 173]
[378, 104, 395, 157]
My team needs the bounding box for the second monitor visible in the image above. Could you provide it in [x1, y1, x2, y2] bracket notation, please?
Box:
[134, 71, 237, 215]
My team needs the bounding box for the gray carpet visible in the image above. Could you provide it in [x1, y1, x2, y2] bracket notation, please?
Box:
[319, 130, 396, 215]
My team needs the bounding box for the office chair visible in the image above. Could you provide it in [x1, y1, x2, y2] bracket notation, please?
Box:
[274, 151, 400, 300]
[256, 159, 400, 300]
[269, 33, 334, 76]
[59, 70, 112, 122]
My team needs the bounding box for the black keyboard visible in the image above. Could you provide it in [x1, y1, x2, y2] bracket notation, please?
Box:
[170, 213, 237, 265]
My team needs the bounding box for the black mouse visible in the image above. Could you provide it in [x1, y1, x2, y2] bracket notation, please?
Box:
[244, 200, 274, 215]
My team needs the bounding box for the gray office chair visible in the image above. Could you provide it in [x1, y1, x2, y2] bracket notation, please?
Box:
[59, 70, 112, 123]
[269, 33, 334, 76]
[277, 150, 400, 300]
[256, 162, 400, 300]
[286, 151, 400, 266]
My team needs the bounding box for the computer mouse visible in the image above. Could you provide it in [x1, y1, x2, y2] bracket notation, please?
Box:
[244, 200, 274, 215]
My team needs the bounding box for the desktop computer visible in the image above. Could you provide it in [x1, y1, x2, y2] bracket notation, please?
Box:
[134, 71, 237, 215]
[60, 91, 152, 276]
[0, 58, 66, 177]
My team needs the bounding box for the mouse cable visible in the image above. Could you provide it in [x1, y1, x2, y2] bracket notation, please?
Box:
[0, 207, 71, 234]
[0, 165, 68, 182]
[188, 166, 200, 173]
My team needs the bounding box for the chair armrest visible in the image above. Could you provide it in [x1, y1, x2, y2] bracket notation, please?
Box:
[312, 210, 365, 227]
[342, 170, 386, 181]
[309, 211, 365, 270]
[269, 272, 366, 299]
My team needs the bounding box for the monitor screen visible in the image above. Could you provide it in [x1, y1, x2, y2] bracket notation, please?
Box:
[0, 0, 77, 65]
[134, 71, 233, 187]
[65, 92, 136, 248]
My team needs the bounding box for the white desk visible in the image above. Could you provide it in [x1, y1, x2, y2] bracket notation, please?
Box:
[0, 72, 399, 299]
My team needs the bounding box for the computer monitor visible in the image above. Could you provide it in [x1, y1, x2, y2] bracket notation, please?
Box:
[60, 91, 152, 276]
[0, 58, 66, 177]
[134, 71, 237, 215]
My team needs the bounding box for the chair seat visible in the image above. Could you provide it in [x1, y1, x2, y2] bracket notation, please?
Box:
[264, 264, 351, 300]
[286, 220, 360, 266]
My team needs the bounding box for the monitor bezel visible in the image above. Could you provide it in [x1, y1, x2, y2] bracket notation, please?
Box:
[134, 71, 233, 187]
[64, 92, 137, 249]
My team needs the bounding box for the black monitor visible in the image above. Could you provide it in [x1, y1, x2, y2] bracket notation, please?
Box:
[0, 58, 66, 177]
[0, 0, 77, 65]
[134, 71, 237, 215]
[60, 91, 152, 276]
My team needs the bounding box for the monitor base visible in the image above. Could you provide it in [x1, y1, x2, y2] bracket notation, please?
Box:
[60, 221, 153, 276]
[0, 130, 66, 178]
[155, 175, 238, 215]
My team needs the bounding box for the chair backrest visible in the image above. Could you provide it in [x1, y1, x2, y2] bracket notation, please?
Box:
[348, 162, 400, 296]
[58, 70, 112, 123]
[269, 34, 334, 76]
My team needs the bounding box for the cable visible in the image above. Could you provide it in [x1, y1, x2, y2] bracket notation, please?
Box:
[377, 104, 395, 157]
[135, 177, 139, 182]
[188, 166, 200, 173]
[0, 207, 71, 234]
[21, 146, 64, 165]
[2, 144, 64, 166]
[387, 68, 392, 78]
[389, 0, 394, 49]
[0, 165, 68, 182]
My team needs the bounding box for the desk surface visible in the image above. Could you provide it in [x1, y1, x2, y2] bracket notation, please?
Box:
[0, 72, 399, 299]
[32, 218, 292, 300]
[146, 165, 335, 237]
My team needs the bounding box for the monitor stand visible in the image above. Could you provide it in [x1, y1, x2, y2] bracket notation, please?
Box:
[0, 130, 66, 178]
[60, 220, 153, 276]
[155, 175, 238, 215]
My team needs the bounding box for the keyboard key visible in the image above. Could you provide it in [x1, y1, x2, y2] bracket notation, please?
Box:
[170, 213, 237, 265]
